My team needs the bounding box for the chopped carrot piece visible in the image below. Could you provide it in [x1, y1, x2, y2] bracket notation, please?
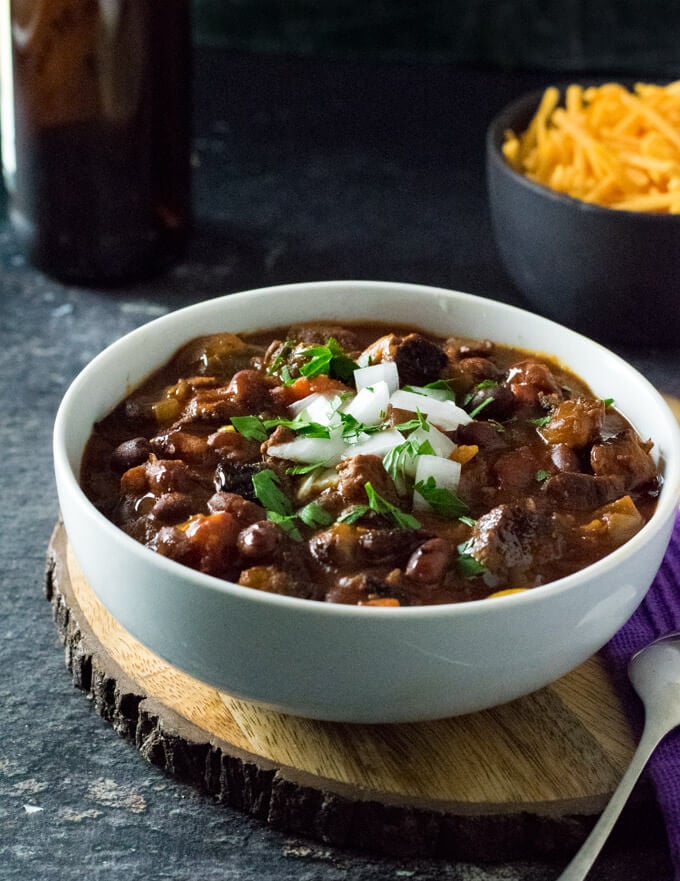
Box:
[487, 588, 529, 599]
[450, 444, 479, 464]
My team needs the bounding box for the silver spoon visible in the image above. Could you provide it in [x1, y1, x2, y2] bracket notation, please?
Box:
[557, 632, 680, 880]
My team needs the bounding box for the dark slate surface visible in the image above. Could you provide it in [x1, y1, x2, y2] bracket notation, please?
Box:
[1, 48, 678, 881]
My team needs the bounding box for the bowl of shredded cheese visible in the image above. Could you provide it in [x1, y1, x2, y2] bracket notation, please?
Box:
[486, 81, 680, 345]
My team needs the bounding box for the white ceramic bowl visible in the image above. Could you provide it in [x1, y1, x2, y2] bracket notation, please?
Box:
[53, 281, 680, 723]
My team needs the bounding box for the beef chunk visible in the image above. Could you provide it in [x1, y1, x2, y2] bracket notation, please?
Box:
[224, 369, 276, 411]
[360, 333, 447, 386]
[493, 445, 546, 492]
[207, 491, 266, 525]
[335, 454, 400, 507]
[176, 388, 238, 426]
[542, 398, 605, 448]
[453, 357, 503, 393]
[543, 472, 625, 510]
[287, 323, 359, 352]
[207, 428, 262, 463]
[150, 511, 240, 576]
[392, 333, 448, 386]
[122, 457, 208, 495]
[325, 573, 400, 605]
[151, 429, 212, 465]
[445, 337, 495, 359]
[507, 360, 564, 409]
[468, 501, 556, 581]
[238, 565, 306, 597]
[310, 523, 363, 568]
[358, 528, 430, 565]
[590, 429, 657, 490]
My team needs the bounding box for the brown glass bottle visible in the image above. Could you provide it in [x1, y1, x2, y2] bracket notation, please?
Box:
[1, 0, 191, 285]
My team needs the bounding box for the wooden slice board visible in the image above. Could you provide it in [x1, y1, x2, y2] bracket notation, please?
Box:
[45, 522, 669, 861]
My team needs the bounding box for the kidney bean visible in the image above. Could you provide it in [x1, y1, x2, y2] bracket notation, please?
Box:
[237, 521, 282, 560]
[405, 538, 451, 584]
[550, 443, 581, 473]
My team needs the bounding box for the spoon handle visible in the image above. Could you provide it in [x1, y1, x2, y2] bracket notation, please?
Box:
[556, 721, 663, 881]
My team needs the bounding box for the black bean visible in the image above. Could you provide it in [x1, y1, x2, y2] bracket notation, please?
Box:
[150, 492, 194, 524]
[466, 385, 515, 420]
[237, 521, 281, 560]
[405, 538, 451, 584]
[110, 437, 151, 473]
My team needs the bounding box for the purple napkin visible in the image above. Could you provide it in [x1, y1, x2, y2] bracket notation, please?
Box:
[603, 510, 680, 872]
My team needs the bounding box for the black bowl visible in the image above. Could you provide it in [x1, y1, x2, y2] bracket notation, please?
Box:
[486, 90, 680, 346]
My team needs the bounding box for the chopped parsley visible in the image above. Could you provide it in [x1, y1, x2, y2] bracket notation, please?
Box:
[298, 337, 358, 384]
[251, 469, 333, 540]
[535, 469, 551, 482]
[463, 379, 499, 406]
[383, 437, 435, 487]
[285, 461, 327, 475]
[263, 413, 331, 438]
[456, 538, 487, 577]
[402, 380, 456, 401]
[529, 414, 552, 427]
[414, 476, 470, 520]
[338, 482, 421, 530]
[297, 501, 334, 529]
[394, 409, 429, 432]
[266, 510, 303, 541]
[339, 412, 383, 442]
[266, 341, 297, 385]
[468, 396, 495, 419]
[231, 412, 334, 441]
[229, 415, 269, 442]
[251, 469, 293, 517]
[457, 553, 488, 578]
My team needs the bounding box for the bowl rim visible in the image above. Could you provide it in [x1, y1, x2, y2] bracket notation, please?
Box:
[53, 280, 680, 621]
[486, 85, 680, 222]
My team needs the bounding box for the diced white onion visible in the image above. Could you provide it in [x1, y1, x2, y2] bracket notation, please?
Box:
[342, 429, 405, 458]
[389, 388, 472, 429]
[296, 467, 339, 499]
[294, 392, 344, 428]
[342, 381, 390, 426]
[353, 361, 399, 395]
[288, 392, 325, 417]
[267, 436, 346, 465]
[408, 425, 456, 459]
[412, 455, 462, 512]
[404, 385, 452, 402]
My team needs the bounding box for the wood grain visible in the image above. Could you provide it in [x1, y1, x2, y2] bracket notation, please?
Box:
[45, 523, 667, 859]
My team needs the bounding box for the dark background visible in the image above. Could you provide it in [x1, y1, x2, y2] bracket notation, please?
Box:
[192, 0, 680, 76]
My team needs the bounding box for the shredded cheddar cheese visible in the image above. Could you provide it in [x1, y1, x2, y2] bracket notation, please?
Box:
[503, 81, 680, 212]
